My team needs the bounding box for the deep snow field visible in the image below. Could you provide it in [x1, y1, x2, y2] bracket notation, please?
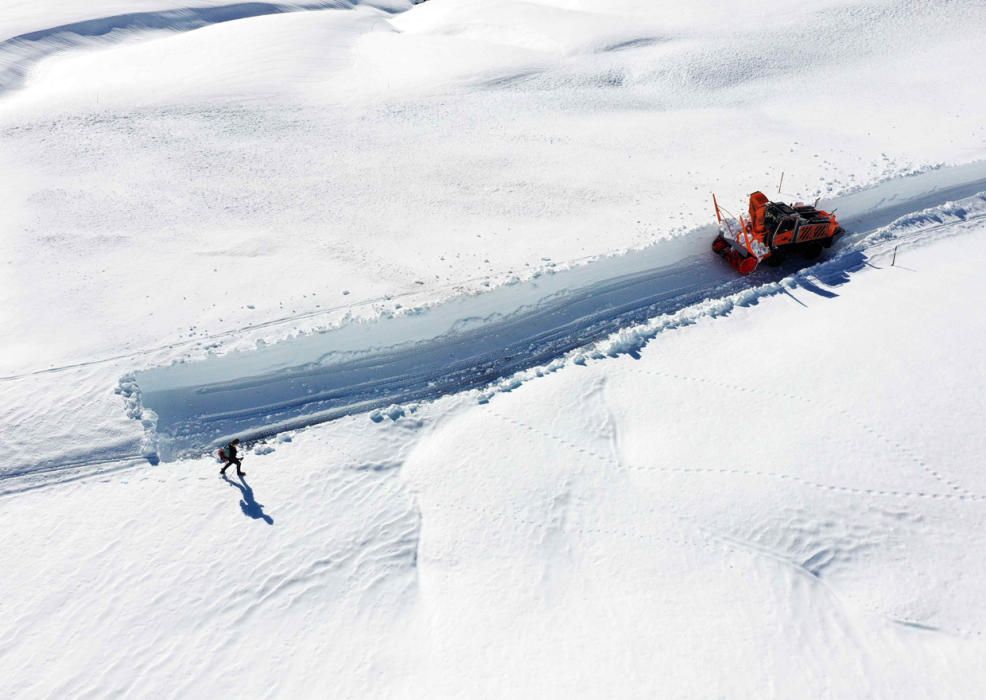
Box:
[3, 0, 986, 697]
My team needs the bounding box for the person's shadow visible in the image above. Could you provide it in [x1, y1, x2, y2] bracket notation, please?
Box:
[222, 474, 274, 525]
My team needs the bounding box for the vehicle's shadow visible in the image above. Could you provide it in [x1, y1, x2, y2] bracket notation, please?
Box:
[222, 474, 274, 525]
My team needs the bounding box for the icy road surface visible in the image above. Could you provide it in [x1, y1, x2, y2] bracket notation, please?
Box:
[135, 163, 986, 460]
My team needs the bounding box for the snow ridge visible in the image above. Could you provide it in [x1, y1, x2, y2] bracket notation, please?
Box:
[0, 1, 411, 94]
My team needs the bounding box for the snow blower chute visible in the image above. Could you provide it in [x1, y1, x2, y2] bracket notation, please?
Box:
[711, 191, 844, 275]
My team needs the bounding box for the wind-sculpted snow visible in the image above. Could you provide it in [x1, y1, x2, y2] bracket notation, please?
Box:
[0, 0, 412, 94]
[133, 165, 986, 462]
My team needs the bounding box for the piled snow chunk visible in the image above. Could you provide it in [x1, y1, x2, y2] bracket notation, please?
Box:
[115, 373, 160, 465]
[370, 404, 408, 423]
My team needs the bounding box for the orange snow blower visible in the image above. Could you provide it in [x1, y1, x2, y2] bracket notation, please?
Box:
[711, 191, 844, 274]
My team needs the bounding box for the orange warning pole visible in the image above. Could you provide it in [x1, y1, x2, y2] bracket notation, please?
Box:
[713, 193, 737, 237]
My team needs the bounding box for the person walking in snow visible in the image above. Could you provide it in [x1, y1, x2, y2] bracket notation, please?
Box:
[219, 438, 245, 477]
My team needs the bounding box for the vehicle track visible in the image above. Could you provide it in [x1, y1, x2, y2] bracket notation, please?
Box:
[138, 192, 986, 461]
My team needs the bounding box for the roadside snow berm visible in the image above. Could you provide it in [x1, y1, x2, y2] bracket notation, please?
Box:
[711, 191, 844, 274]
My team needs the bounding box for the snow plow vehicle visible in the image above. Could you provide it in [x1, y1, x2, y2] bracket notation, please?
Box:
[711, 191, 844, 274]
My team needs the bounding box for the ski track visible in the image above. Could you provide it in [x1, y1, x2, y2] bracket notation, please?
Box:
[0, 457, 145, 498]
[3, 170, 985, 490]
[0, 1, 405, 95]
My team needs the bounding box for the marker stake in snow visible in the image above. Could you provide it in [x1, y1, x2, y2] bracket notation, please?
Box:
[892, 245, 898, 267]
[778, 171, 785, 194]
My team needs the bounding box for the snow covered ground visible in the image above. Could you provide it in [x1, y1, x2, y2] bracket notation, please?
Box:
[2, 0, 986, 697]
[5, 215, 986, 698]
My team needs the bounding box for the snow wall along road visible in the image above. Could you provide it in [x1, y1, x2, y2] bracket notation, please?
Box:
[134, 162, 986, 461]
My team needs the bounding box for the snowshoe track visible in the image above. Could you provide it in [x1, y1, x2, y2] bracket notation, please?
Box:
[466, 403, 985, 638]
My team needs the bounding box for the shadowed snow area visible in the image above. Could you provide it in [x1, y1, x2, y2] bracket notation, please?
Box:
[135, 163, 986, 460]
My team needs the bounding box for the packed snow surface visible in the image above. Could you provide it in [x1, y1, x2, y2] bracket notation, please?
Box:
[2, 0, 986, 697]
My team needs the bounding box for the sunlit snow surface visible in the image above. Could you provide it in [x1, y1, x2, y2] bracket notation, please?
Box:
[2, 0, 986, 697]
